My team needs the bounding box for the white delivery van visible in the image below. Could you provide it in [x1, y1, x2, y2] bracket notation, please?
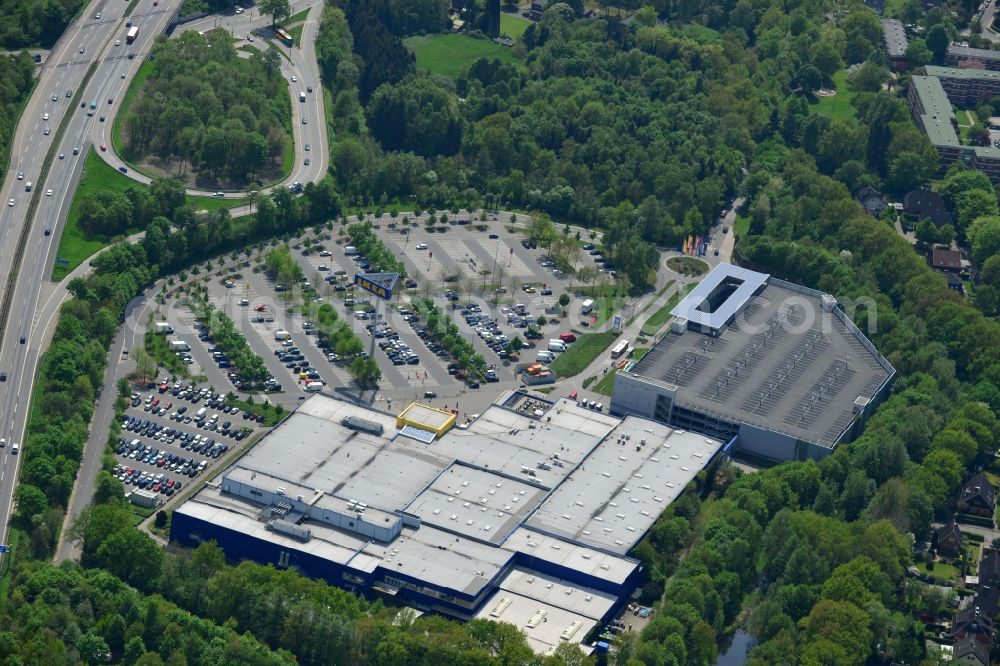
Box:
[343, 246, 358, 255]
[548, 339, 567, 352]
[581, 299, 594, 314]
[299, 91, 306, 102]
[11, 442, 19, 454]
[24, 182, 31, 192]
[305, 381, 324, 392]
[274, 329, 291, 341]
[194, 407, 208, 422]
[536, 351, 555, 363]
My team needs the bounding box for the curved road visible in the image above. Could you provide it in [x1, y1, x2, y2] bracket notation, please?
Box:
[95, 0, 329, 199]
[0, 0, 328, 562]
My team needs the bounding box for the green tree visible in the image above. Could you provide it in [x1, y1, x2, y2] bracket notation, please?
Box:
[260, 0, 291, 26]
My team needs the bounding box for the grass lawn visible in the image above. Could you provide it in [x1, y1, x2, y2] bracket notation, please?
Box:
[673, 23, 720, 43]
[500, 12, 531, 41]
[594, 368, 617, 395]
[287, 23, 303, 45]
[666, 256, 709, 276]
[640, 283, 696, 337]
[550, 331, 620, 378]
[812, 69, 856, 121]
[405, 34, 522, 78]
[284, 8, 309, 24]
[112, 59, 156, 159]
[52, 149, 248, 280]
[225, 396, 287, 426]
[917, 560, 959, 583]
[734, 214, 751, 238]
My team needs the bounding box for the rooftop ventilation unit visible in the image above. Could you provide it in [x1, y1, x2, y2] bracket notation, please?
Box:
[268, 519, 311, 541]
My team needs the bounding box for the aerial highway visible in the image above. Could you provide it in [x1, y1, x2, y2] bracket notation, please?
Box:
[0, 0, 327, 563]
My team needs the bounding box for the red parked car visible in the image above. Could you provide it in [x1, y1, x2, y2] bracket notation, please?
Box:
[559, 332, 577, 343]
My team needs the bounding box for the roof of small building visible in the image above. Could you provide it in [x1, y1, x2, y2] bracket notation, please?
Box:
[903, 188, 946, 215]
[959, 471, 996, 508]
[881, 18, 909, 57]
[937, 520, 964, 545]
[931, 248, 963, 271]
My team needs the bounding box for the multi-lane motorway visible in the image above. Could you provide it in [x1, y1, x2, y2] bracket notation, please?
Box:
[0, 0, 326, 562]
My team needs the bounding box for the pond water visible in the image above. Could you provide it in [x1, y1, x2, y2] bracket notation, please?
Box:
[713, 630, 755, 666]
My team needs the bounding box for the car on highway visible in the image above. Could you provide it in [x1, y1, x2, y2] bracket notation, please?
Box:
[304, 158, 310, 165]
[7, 199, 13, 207]
[291, 75, 297, 82]
[42, 112, 48, 120]
[43, 127, 50, 135]
[66, 90, 71, 98]
[415, 243, 428, 250]
[95, 11, 100, 18]
[59, 153, 64, 159]
[115, 39, 120, 46]
[79, 45, 85, 53]
[16, 172, 23, 180]
[304, 144, 310, 151]
[100, 144, 106, 151]
[45, 189, 52, 197]
[118, 166, 128, 173]
[0, 373, 6, 382]
[213, 191, 225, 197]
[51, 93, 57, 101]
[488, 233, 499, 239]
[73, 147, 79, 154]
[44, 228, 50, 235]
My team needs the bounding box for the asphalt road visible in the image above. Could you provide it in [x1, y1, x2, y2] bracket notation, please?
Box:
[2, 0, 328, 560]
[96, 0, 329, 198]
[0, 0, 189, 560]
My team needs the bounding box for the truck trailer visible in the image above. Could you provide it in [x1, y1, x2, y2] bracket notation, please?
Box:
[129, 489, 159, 509]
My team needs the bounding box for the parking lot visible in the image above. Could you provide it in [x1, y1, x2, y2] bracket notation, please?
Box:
[112, 382, 262, 501]
[139, 210, 619, 420]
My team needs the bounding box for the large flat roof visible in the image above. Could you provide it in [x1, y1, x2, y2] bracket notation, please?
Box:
[525, 420, 721, 554]
[670, 263, 769, 333]
[882, 18, 908, 57]
[948, 43, 1000, 61]
[173, 393, 716, 651]
[910, 75, 960, 147]
[632, 279, 891, 447]
[925, 65, 1000, 81]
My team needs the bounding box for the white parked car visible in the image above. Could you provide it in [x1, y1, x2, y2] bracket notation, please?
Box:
[415, 243, 428, 250]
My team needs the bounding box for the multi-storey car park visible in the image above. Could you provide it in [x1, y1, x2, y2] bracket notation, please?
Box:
[170, 390, 726, 655]
[610, 264, 894, 462]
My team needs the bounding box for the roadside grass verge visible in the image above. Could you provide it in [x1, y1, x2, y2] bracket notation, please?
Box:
[550, 331, 620, 378]
[640, 283, 695, 337]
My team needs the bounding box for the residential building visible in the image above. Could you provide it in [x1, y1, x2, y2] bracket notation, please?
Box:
[882, 19, 909, 68]
[958, 472, 996, 518]
[981, 549, 1000, 588]
[951, 606, 993, 666]
[947, 43, 1000, 72]
[937, 520, 965, 558]
[930, 247, 963, 272]
[903, 188, 955, 228]
[857, 186, 888, 216]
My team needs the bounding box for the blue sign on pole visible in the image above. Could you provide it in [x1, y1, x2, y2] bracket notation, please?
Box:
[354, 272, 399, 301]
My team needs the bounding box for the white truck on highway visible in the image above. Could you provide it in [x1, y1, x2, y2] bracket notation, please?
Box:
[155, 321, 174, 334]
[299, 91, 306, 102]
[168, 340, 190, 352]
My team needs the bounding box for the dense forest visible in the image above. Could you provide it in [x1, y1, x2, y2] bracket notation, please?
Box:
[0, 51, 39, 168]
[0, 0, 85, 48]
[122, 30, 291, 185]
[7, 0, 1000, 663]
